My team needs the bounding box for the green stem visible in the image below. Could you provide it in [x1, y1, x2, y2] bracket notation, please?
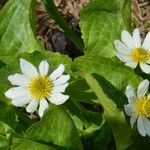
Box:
[42, 0, 83, 51]
[78, 71, 132, 150]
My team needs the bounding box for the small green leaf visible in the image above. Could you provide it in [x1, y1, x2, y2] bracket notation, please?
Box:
[11, 137, 57, 150]
[0, 122, 13, 150]
[0, 0, 44, 56]
[0, 101, 33, 133]
[24, 107, 83, 150]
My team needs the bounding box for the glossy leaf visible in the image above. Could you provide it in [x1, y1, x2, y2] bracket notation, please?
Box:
[80, 0, 131, 57]
[0, 0, 44, 56]
[11, 137, 57, 150]
[24, 107, 83, 150]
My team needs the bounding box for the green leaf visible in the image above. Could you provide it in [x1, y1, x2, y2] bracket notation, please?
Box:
[11, 137, 57, 150]
[24, 107, 83, 150]
[73, 54, 142, 92]
[0, 0, 44, 56]
[0, 101, 33, 133]
[80, 71, 132, 150]
[66, 78, 105, 136]
[0, 122, 13, 150]
[82, 123, 113, 150]
[0, 135, 9, 150]
[80, 0, 131, 57]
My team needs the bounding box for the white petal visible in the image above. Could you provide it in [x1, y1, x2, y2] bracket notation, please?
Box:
[143, 117, 150, 136]
[137, 79, 149, 98]
[48, 93, 69, 105]
[133, 28, 141, 48]
[39, 99, 49, 117]
[147, 94, 150, 99]
[121, 30, 134, 49]
[142, 31, 150, 50]
[20, 58, 38, 79]
[140, 63, 150, 74]
[146, 59, 150, 64]
[49, 64, 65, 81]
[130, 113, 138, 128]
[8, 73, 29, 86]
[5, 87, 28, 99]
[53, 75, 70, 86]
[53, 83, 69, 93]
[114, 40, 131, 55]
[12, 94, 31, 107]
[125, 62, 138, 69]
[124, 104, 135, 116]
[39, 60, 49, 75]
[125, 86, 137, 103]
[26, 99, 39, 113]
[116, 51, 131, 63]
[137, 116, 146, 137]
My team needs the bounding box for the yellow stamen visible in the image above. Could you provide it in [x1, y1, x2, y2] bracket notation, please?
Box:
[131, 47, 150, 63]
[136, 96, 150, 117]
[29, 76, 53, 100]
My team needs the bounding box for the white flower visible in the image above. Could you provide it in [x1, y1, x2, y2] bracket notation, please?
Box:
[124, 79, 150, 137]
[114, 28, 150, 74]
[5, 59, 70, 117]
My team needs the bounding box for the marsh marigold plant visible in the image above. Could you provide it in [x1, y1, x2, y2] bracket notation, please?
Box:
[5, 59, 70, 117]
[124, 79, 150, 137]
[114, 28, 150, 74]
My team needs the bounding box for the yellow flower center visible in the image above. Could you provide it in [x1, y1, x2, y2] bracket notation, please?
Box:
[131, 47, 150, 63]
[136, 96, 150, 117]
[29, 76, 53, 100]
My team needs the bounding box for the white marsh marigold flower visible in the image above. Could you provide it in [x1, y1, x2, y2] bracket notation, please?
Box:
[114, 28, 150, 73]
[124, 79, 150, 137]
[5, 59, 70, 117]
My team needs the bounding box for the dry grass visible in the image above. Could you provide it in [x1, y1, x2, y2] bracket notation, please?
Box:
[132, 0, 150, 37]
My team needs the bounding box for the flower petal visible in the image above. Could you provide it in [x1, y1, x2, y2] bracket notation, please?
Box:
[8, 73, 29, 86]
[48, 93, 69, 105]
[140, 63, 150, 74]
[39, 60, 49, 75]
[143, 117, 150, 137]
[142, 31, 150, 50]
[124, 104, 135, 116]
[133, 28, 141, 48]
[121, 30, 134, 49]
[137, 79, 149, 98]
[125, 62, 138, 69]
[116, 51, 131, 63]
[5, 87, 28, 99]
[53, 75, 70, 86]
[137, 116, 146, 137]
[20, 58, 38, 79]
[26, 99, 39, 113]
[130, 113, 138, 128]
[125, 85, 137, 103]
[53, 83, 69, 93]
[114, 40, 131, 55]
[39, 99, 49, 117]
[49, 64, 65, 81]
[12, 94, 31, 107]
